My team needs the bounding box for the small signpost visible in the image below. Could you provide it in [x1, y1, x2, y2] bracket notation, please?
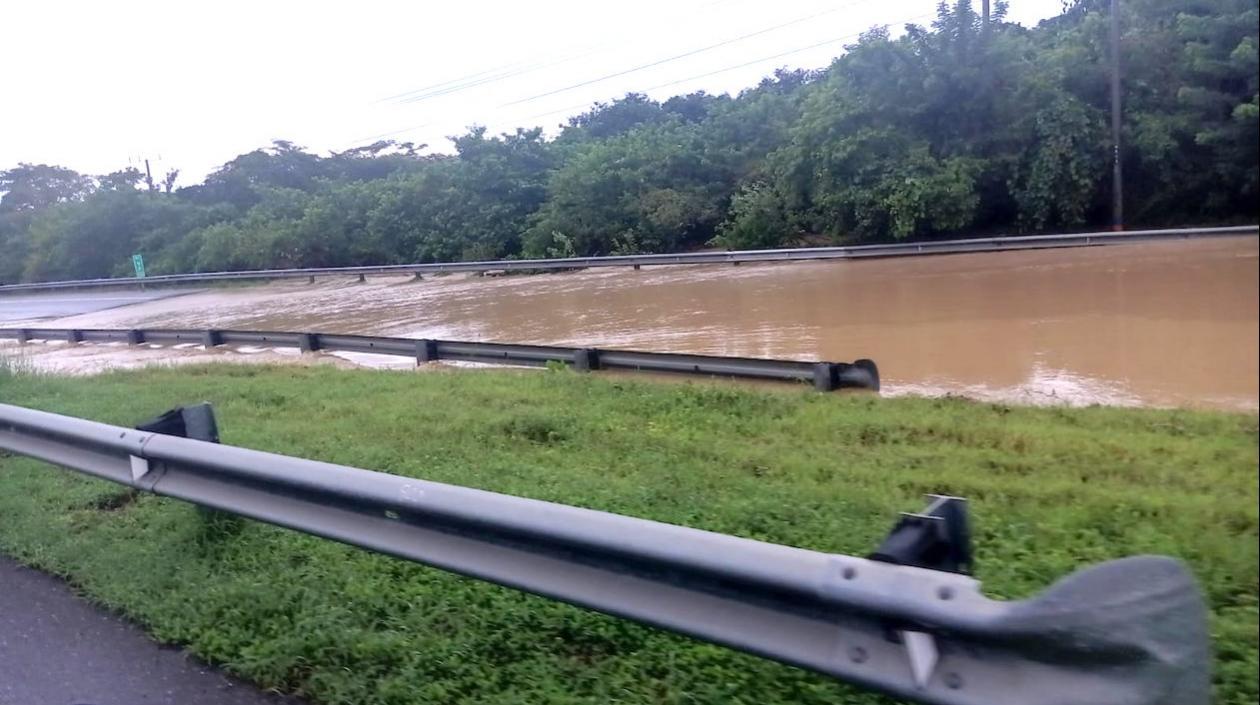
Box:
[131, 254, 146, 279]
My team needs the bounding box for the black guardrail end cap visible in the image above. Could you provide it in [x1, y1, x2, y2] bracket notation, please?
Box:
[868, 496, 971, 575]
[136, 402, 220, 443]
[837, 359, 880, 391]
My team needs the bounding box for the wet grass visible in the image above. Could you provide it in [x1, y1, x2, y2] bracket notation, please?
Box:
[0, 364, 1256, 705]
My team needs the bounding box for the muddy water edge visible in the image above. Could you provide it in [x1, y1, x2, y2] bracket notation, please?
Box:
[3, 237, 1256, 410]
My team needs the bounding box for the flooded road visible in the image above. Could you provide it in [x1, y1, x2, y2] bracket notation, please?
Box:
[3, 238, 1256, 410]
[0, 289, 196, 319]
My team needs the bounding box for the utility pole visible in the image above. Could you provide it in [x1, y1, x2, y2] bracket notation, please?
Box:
[143, 158, 156, 193]
[1108, 0, 1124, 231]
[982, 0, 990, 28]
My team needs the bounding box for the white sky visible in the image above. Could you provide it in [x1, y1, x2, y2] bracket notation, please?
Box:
[1, 0, 1063, 184]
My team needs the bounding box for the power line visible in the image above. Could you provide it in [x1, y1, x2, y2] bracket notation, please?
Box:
[342, 1, 919, 149]
[345, 121, 440, 148]
[499, 3, 862, 108]
[374, 0, 753, 108]
[639, 14, 930, 93]
[377, 65, 518, 104]
[501, 13, 930, 129]
[397, 55, 591, 106]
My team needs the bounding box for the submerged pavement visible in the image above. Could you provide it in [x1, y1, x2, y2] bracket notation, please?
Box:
[0, 289, 199, 324]
[0, 555, 304, 705]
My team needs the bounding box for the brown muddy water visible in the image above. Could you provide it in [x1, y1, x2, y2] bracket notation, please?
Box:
[3, 238, 1257, 410]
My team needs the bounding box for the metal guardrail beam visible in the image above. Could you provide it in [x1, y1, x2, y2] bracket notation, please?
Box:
[0, 401, 1211, 705]
[0, 327, 880, 391]
[0, 225, 1254, 293]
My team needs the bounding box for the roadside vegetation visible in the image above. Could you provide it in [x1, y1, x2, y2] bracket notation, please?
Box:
[2, 0, 1257, 284]
[0, 364, 1255, 704]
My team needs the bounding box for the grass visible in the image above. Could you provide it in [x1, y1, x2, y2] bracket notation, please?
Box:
[0, 348, 33, 379]
[0, 364, 1256, 704]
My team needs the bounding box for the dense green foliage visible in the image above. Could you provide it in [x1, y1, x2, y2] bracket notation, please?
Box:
[0, 363, 1256, 704]
[1, 0, 1255, 283]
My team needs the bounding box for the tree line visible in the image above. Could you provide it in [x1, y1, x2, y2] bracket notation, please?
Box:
[1, 0, 1255, 284]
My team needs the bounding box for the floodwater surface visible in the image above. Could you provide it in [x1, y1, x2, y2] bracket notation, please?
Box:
[4, 238, 1257, 410]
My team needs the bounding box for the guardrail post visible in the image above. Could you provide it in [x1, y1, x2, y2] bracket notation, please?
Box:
[415, 339, 438, 364]
[203, 330, 223, 348]
[633, 264, 641, 271]
[572, 348, 601, 372]
[126, 330, 145, 345]
[812, 362, 838, 391]
[412, 272, 423, 281]
[297, 333, 320, 353]
[357, 273, 366, 283]
[66, 329, 84, 344]
[307, 275, 315, 284]
[16, 329, 31, 343]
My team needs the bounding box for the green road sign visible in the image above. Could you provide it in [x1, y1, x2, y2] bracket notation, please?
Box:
[132, 254, 146, 279]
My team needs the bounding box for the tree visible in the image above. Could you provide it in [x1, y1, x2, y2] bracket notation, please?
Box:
[559, 93, 666, 142]
[179, 140, 329, 211]
[0, 0, 1255, 283]
[21, 189, 218, 281]
[0, 164, 95, 283]
[0, 164, 94, 213]
[98, 167, 145, 191]
[525, 121, 729, 256]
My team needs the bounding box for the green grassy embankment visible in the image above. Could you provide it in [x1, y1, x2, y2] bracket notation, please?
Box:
[0, 363, 1256, 704]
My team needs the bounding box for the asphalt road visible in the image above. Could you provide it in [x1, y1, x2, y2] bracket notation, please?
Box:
[0, 290, 197, 324]
[0, 555, 304, 705]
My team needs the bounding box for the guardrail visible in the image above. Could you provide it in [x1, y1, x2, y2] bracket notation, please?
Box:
[0, 327, 880, 391]
[0, 401, 1210, 705]
[0, 225, 1254, 293]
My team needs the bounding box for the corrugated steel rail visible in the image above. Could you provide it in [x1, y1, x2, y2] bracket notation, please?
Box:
[0, 327, 880, 391]
[0, 225, 1253, 293]
[0, 401, 1211, 705]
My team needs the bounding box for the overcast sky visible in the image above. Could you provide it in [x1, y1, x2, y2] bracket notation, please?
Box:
[1, 0, 1064, 184]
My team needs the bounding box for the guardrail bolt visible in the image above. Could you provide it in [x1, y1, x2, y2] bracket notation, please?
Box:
[572, 348, 601, 372]
[126, 330, 145, 345]
[812, 362, 838, 391]
[16, 328, 31, 343]
[203, 330, 223, 348]
[415, 339, 439, 364]
[67, 330, 84, 344]
[297, 333, 320, 353]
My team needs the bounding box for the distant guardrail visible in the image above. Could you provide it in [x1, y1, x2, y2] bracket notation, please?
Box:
[0, 327, 880, 392]
[0, 400, 1212, 704]
[0, 225, 1254, 293]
